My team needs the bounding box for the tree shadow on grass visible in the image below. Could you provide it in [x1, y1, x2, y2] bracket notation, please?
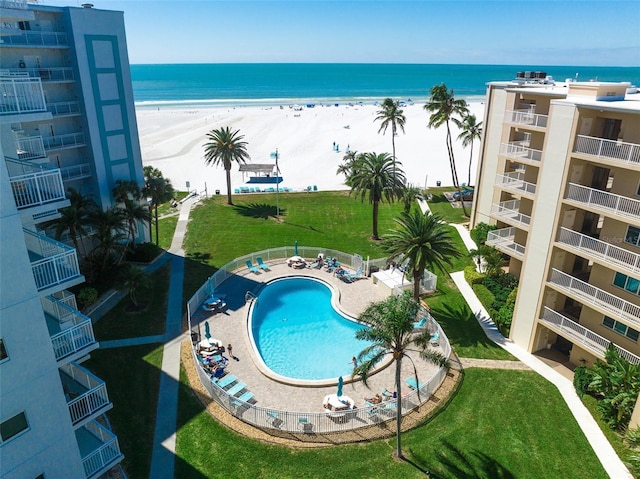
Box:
[233, 203, 284, 219]
[426, 440, 515, 479]
[429, 301, 500, 351]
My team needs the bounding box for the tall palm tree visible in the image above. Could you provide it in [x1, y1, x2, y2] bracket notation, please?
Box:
[375, 98, 406, 174]
[354, 292, 448, 459]
[54, 187, 97, 256]
[336, 150, 359, 186]
[143, 166, 174, 245]
[455, 113, 483, 187]
[203, 126, 250, 205]
[89, 206, 127, 268]
[383, 211, 460, 300]
[348, 152, 406, 240]
[400, 184, 424, 214]
[112, 179, 143, 203]
[119, 264, 150, 308]
[424, 83, 470, 215]
[121, 198, 151, 250]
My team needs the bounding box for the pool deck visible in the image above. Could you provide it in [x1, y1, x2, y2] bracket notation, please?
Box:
[190, 260, 445, 412]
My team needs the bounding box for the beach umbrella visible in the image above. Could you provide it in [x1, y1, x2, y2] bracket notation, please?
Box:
[294, 240, 298, 256]
[204, 321, 211, 340]
[337, 376, 344, 397]
[206, 277, 214, 298]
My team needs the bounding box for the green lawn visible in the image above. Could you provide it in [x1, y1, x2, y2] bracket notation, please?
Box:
[158, 215, 178, 251]
[174, 368, 607, 479]
[425, 190, 471, 224]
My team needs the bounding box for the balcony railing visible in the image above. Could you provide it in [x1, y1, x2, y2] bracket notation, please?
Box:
[495, 171, 537, 196]
[44, 296, 97, 362]
[10, 168, 66, 210]
[548, 268, 640, 327]
[557, 227, 640, 275]
[60, 163, 92, 182]
[43, 132, 86, 151]
[0, 0, 28, 9]
[42, 290, 78, 322]
[500, 142, 543, 163]
[61, 363, 110, 426]
[77, 421, 123, 479]
[48, 101, 81, 117]
[486, 226, 526, 259]
[505, 109, 548, 128]
[491, 200, 531, 229]
[0, 76, 46, 115]
[16, 135, 46, 160]
[540, 307, 640, 365]
[565, 183, 640, 221]
[24, 229, 82, 292]
[0, 30, 68, 46]
[574, 135, 640, 168]
[5, 67, 74, 82]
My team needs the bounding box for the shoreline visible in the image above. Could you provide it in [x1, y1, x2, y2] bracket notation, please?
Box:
[136, 100, 485, 195]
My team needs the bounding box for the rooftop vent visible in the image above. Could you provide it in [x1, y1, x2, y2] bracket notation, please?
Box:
[81, 3, 94, 8]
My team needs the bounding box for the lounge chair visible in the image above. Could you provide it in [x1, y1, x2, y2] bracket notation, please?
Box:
[215, 374, 237, 388]
[413, 317, 427, 330]
[246, 260, 260, 274]
[342, 267, 363, 283]
[405, 377, 424, 390]
[429, 331, 440, 346]
[256, 257, 270, 271]
[226, 382, 247, 397]
[298, 417, 313, 433]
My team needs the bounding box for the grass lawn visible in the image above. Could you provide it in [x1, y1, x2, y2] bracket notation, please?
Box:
[174, 367, 607, 478]
[92, 263, 171, 341]
[425, 189, 471, 224]
[83, 344, 163, 479]
[158, 215, 178, 251]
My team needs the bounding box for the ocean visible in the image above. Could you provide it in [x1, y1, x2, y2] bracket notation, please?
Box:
[131, 63, 640, 107]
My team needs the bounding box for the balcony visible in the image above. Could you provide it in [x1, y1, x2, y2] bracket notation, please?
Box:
[7, 159, 67, 211]
[60, 363, 111, 426]
[0, 76, 46, 115]
[505, 109, 548, 128]
[24, 228, 83, 293]
[43, 294, 98, 363]
[60, 163, 92, 182]
[557, 227, 640, 277]
[486, 226, 526, 260]
[564, 183, 640, 223]
[43, 132, 86, 151]
[547, 268, 640, 328]
[16, 135, 46, 160]
[5, 67, 74, 82]
[495, 171, 537, 197]
[490, 200, 531, 230]
[500, 142, 543, 164]
[539, 307, 640, 365]
[48, 100, 81, 117]
[574, 135, 640, 170]
[76, 420, 123, 479]
[0, 30, 68, 46]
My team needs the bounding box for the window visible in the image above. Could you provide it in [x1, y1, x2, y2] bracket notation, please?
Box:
[0, 412, 28, 443]
[0, 338, 7, 362]
[626, 226, 640, 248]
[603, 316, 640, 342]
[613, 272, 640, 296]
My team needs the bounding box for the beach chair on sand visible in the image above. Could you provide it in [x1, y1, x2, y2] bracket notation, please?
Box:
[413, 317, 427, 330]
[246, 260, 260, 274]
[256, 257, 270, 271]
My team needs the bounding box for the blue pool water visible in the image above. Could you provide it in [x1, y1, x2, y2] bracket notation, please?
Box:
[250, 277, 371, 381]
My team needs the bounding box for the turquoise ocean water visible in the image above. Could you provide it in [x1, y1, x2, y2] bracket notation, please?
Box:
[131, 63, 640, 107]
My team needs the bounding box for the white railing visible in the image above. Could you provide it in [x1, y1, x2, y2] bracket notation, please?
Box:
[539, 307, 640, 365]
[1, 30, 68, 46]
[43, 132, 86, 150]
[10, 169, 66, 209]
[491, 200, 531, 229]
[548, 269, 640, 327]
[574, 135, 640, 167]
[80, 421, 122, 478]
[7, 67, 74, 82]
[0, 76, 46, 115]
[495, 171, 537, 196]
[16, 135, 46, 160]
[505, 109, 548, 128]
[48, 100, 81, 117]
[557, 227, 640, 275]
[0, 0, 28, 9]
[42, 290, 78, 322]
[486, 227, 526, 259]
[187, 246, 451, 434]
[565, 183, 640, 220]
[48, 308, 97, 362]
[500, 142, 543, 163]
[60, 163, 92, 181]
[61, 363, 110, 425]
[23, 229, 81, 291]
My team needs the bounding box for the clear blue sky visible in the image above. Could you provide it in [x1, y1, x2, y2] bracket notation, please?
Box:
[49, 0, 639, 66]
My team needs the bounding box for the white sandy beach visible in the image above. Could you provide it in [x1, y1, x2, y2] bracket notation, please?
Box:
[135, 101, 485, 195]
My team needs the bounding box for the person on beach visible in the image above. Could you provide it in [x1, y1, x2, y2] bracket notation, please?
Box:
[352, 356, 358, 368]
[227, 343, 235, 360]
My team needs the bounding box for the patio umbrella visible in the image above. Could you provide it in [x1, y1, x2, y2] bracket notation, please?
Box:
[204, 321, 211, 340]
[337, 376, 344, 397]
[206, 277, 214, 298]
[294, 240, 298, 256]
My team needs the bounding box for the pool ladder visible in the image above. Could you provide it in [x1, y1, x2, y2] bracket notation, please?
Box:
[245, 291, 257, 303]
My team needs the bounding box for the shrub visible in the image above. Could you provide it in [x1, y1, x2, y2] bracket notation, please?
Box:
[473, 284, 495, 312]
[464, 265, 484, 285]
[78, 287, 98, 310]
[573, 365, 594, 398]
[470, 222, 497, 246]
[126, 242, 162, 263]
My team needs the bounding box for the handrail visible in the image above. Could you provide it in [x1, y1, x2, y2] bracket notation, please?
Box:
[574, 135, 640, 166]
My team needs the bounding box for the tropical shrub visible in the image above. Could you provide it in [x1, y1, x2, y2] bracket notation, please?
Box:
[77, 287, 98, 310]
[470, 222, 497, 246]
[464, 265, 484, 285]
[573, 365, 594, 398]
[126, 242, 162, 263]
[494, 287, 517, 335]
[472, 284, 495, 312]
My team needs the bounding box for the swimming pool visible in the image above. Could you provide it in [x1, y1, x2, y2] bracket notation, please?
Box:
[250, 277, 372, 381]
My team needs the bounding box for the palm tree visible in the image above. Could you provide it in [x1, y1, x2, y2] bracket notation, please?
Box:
[112, 179, 143, 203]
[354, 292, 448, 459]
[383, 211, 460, 300]
[348, 152, 406, 240]
[119, 264, 150, 309]
[89, 206, 127, 268]
[143, 166, 174, 245]
[424, 83, 470, 215]
[54, 187, 97, 256]
[400, 184, 424, 214]
[455, 113, 483, 187]
[203, 126, 250, 205]
[336, 150, 359, 186]
[375, 98, 406, 173]
[121, 198, 151, 250]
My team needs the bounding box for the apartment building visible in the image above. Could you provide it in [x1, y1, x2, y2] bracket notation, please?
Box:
[471, 75, 640, 374]
[1, 1, 146, 477]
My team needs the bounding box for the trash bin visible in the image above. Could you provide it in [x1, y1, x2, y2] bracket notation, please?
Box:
[368, 265, 379, 277]
[436, 180, 441, 187]
[215, 189, 220, 195]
